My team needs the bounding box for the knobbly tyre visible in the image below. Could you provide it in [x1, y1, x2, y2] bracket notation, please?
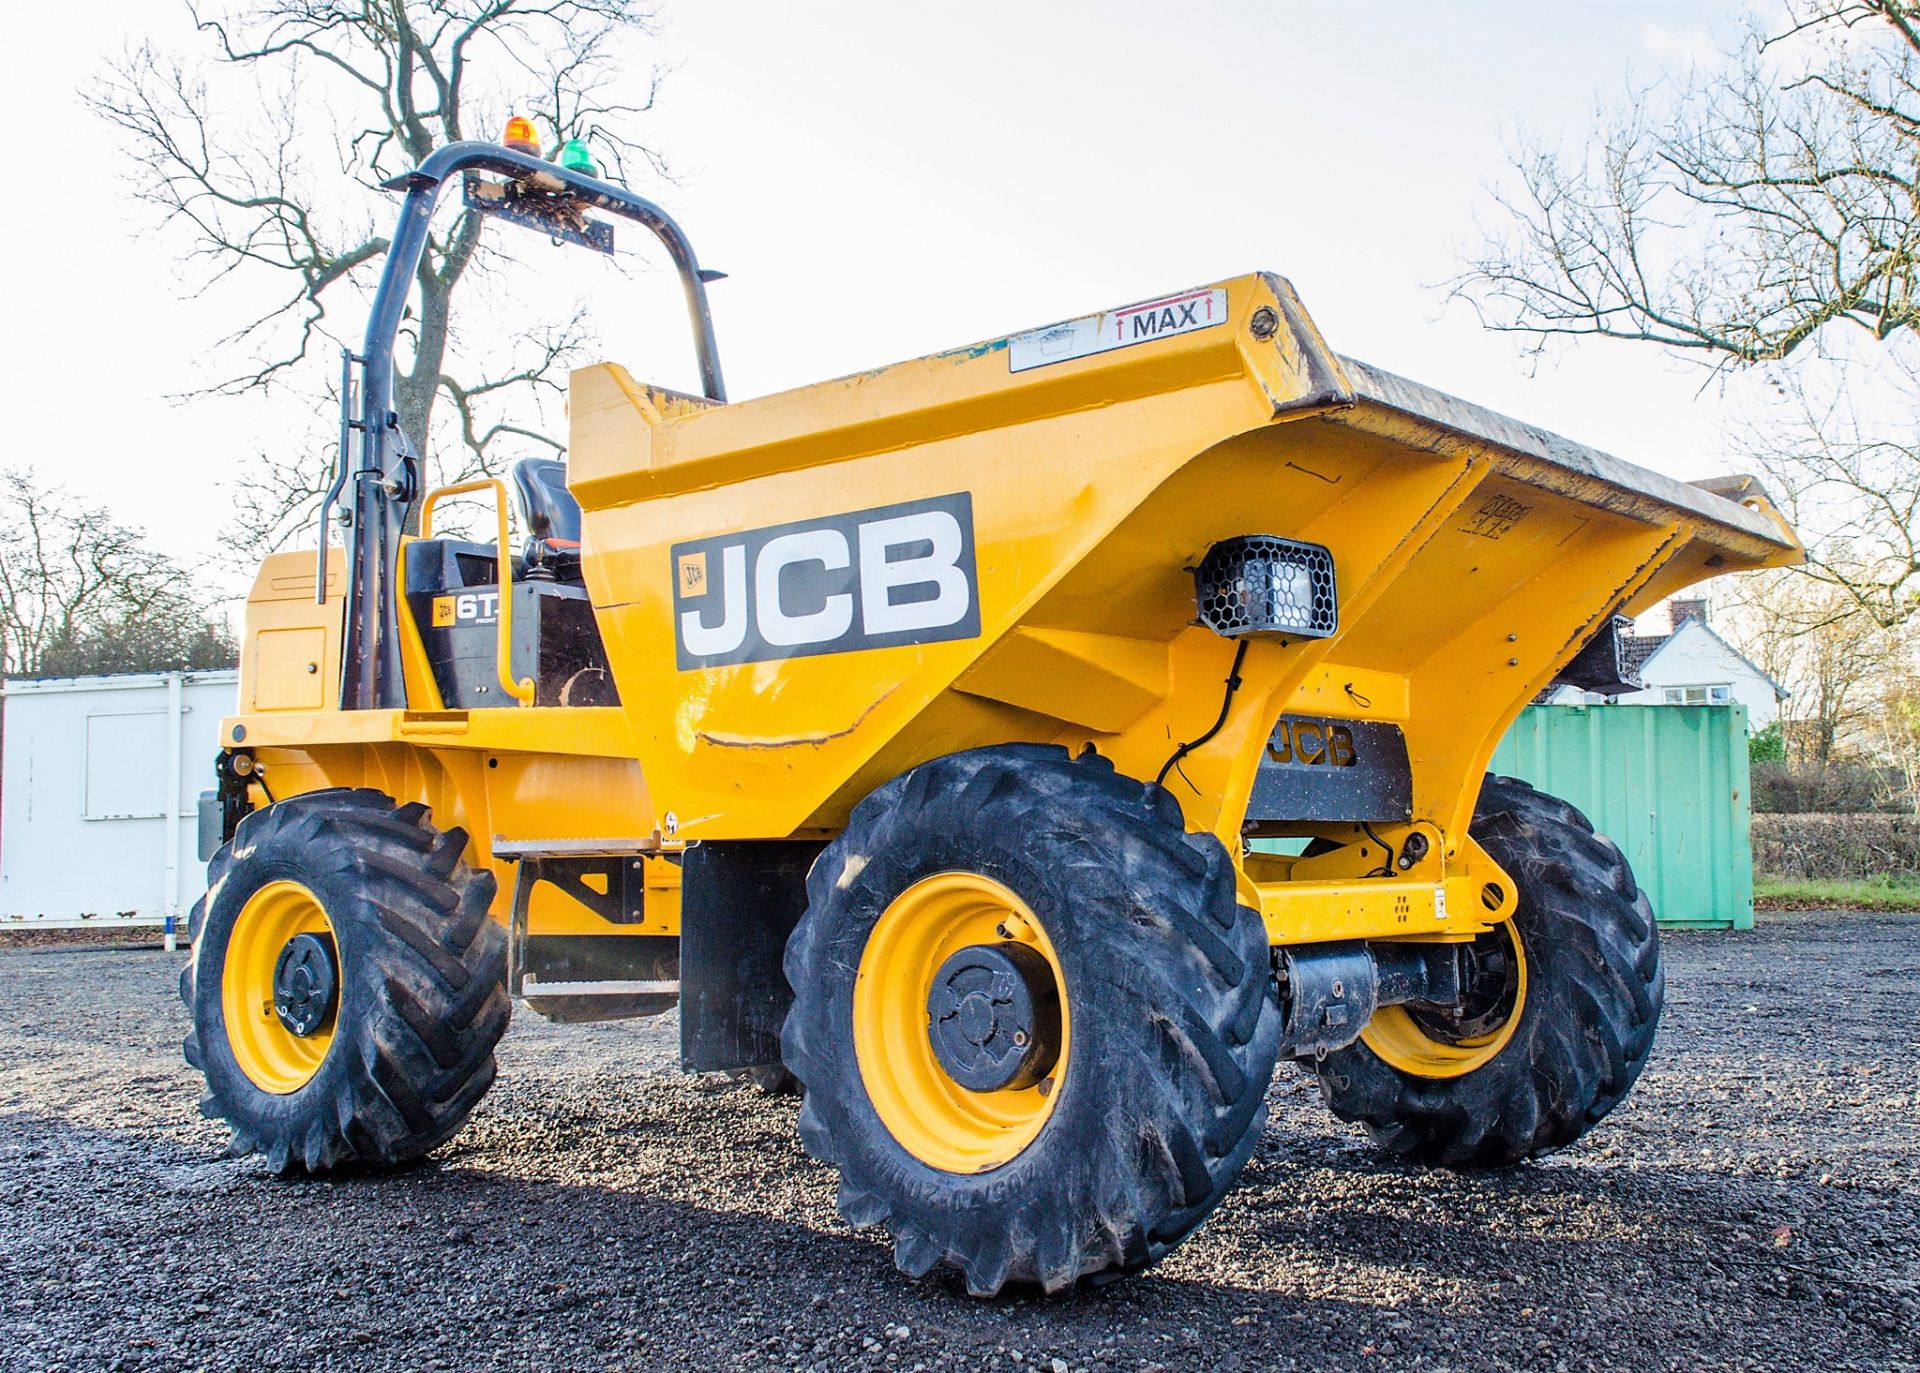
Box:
[183, 128, 1800, 1296]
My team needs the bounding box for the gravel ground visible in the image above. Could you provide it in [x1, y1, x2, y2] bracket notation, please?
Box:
[2, 911, 1915, 1373]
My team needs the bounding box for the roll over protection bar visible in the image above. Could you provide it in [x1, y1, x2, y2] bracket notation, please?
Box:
[332, 141, 727, 711]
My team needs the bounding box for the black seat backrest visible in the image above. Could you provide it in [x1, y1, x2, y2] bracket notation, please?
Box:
[509, 457, 582, 546]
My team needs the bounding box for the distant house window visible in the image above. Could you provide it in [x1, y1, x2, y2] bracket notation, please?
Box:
[1663, 684, 1732, 705]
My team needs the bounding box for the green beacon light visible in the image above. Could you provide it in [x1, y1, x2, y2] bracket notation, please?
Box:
[558, 138, 598, 178]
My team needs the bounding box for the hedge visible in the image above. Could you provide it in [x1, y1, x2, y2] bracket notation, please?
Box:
[1751, 812, 1920, 880]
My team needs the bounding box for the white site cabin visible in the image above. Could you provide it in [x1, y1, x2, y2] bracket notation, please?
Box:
[0, 670, 237, 933]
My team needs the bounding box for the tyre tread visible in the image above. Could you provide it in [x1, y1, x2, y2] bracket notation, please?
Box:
[1309, 773, 1662, 1167]
[783, 746, 1281, 1294]
[181, 788, 508, 1173]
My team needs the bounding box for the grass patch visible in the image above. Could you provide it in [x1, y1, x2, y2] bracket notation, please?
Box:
[1754, 874, 1920, 912]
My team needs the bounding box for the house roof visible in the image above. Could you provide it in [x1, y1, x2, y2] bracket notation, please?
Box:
[1635, 620, 1790, 701]
[1621, 634, 1666, 677]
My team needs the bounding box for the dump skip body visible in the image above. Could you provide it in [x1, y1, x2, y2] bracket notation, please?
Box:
[551, 273, 1794, 944]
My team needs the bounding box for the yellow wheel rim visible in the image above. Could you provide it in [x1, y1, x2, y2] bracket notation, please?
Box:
[853, 872, 1069, 1174]
[221, 880, 338, 1094]
[1361, 922, 1528, 1079]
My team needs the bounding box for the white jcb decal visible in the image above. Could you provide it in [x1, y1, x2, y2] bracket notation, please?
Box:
[673, 493, 980, 668]
[1007, 287, 1229, 373]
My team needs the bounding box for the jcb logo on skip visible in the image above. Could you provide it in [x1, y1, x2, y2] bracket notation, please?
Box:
[671, 493, 981, 668]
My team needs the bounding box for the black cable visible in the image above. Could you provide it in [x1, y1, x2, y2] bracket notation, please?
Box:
[1155, 641, 1250, 792]
[1359, 820, 1396, 877]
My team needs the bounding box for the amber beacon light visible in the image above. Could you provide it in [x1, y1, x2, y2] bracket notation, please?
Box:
[501, 116, 541, 157]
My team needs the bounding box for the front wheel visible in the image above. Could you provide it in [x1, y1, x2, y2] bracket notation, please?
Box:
[1308, 774, 1663, 1167]
[782, 745, 1281, 1296]
[183, 789, 510, 1173]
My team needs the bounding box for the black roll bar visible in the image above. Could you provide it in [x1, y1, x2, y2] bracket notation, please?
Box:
[335, 141, 727, 711]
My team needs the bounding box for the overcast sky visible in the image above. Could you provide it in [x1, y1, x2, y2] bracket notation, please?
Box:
[1, 0, 1757, 591]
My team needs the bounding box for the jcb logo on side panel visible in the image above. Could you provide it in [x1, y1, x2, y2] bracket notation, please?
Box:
[672, 493, 980, 669]
[1267, 716, 1358, 768]
[431, 592, 499, 628]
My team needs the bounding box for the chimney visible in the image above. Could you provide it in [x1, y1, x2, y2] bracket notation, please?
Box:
[1669, 598, 1708, 632]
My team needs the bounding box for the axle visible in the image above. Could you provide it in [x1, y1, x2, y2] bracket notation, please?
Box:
[1275, 936, 1512, 1060]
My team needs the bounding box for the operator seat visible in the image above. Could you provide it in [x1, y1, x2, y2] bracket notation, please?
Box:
[510, 457, 583, 581]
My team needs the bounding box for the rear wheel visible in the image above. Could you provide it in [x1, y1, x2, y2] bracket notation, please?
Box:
[183, 789, 510, 1173]
[782, 745, 1281, 1295]
[1309, 775, 1663, 1166]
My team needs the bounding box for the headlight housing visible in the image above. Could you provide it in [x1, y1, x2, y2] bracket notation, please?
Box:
[1194, 535, 1337, 640]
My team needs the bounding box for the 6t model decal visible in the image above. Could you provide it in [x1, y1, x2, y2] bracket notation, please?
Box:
[672, 493, 981, 668]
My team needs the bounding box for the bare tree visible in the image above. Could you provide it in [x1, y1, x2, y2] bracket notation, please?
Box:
[1726, 362, 1920, 624]
[1456, 1, 1920, 627]
[1726, 567, 1904, 763]
[1458, 2, 1920, 365]
[0, 470, 236, 678]
[92, 0, 665, 552]
[1871, 669, 1920, 812]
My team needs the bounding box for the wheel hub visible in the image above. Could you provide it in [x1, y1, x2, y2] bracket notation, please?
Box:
[272, 932, 338, 1038]
[1364, 919, 1529, 1080]
[854, 872, 1072, 1173]
[1413, 928, 1519, 1041]
[926, 942, 1061, 1092]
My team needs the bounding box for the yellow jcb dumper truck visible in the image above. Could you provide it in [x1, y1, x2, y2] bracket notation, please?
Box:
[183, 138, 1800, 1295]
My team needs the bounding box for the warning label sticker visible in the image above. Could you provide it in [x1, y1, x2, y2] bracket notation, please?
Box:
[1007, 287, 1229, 373]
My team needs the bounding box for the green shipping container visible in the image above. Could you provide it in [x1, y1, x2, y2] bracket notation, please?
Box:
[1487, 703, 1753, 929]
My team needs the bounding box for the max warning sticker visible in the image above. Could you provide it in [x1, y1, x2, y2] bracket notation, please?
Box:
[1007, 287, 1229, 373]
